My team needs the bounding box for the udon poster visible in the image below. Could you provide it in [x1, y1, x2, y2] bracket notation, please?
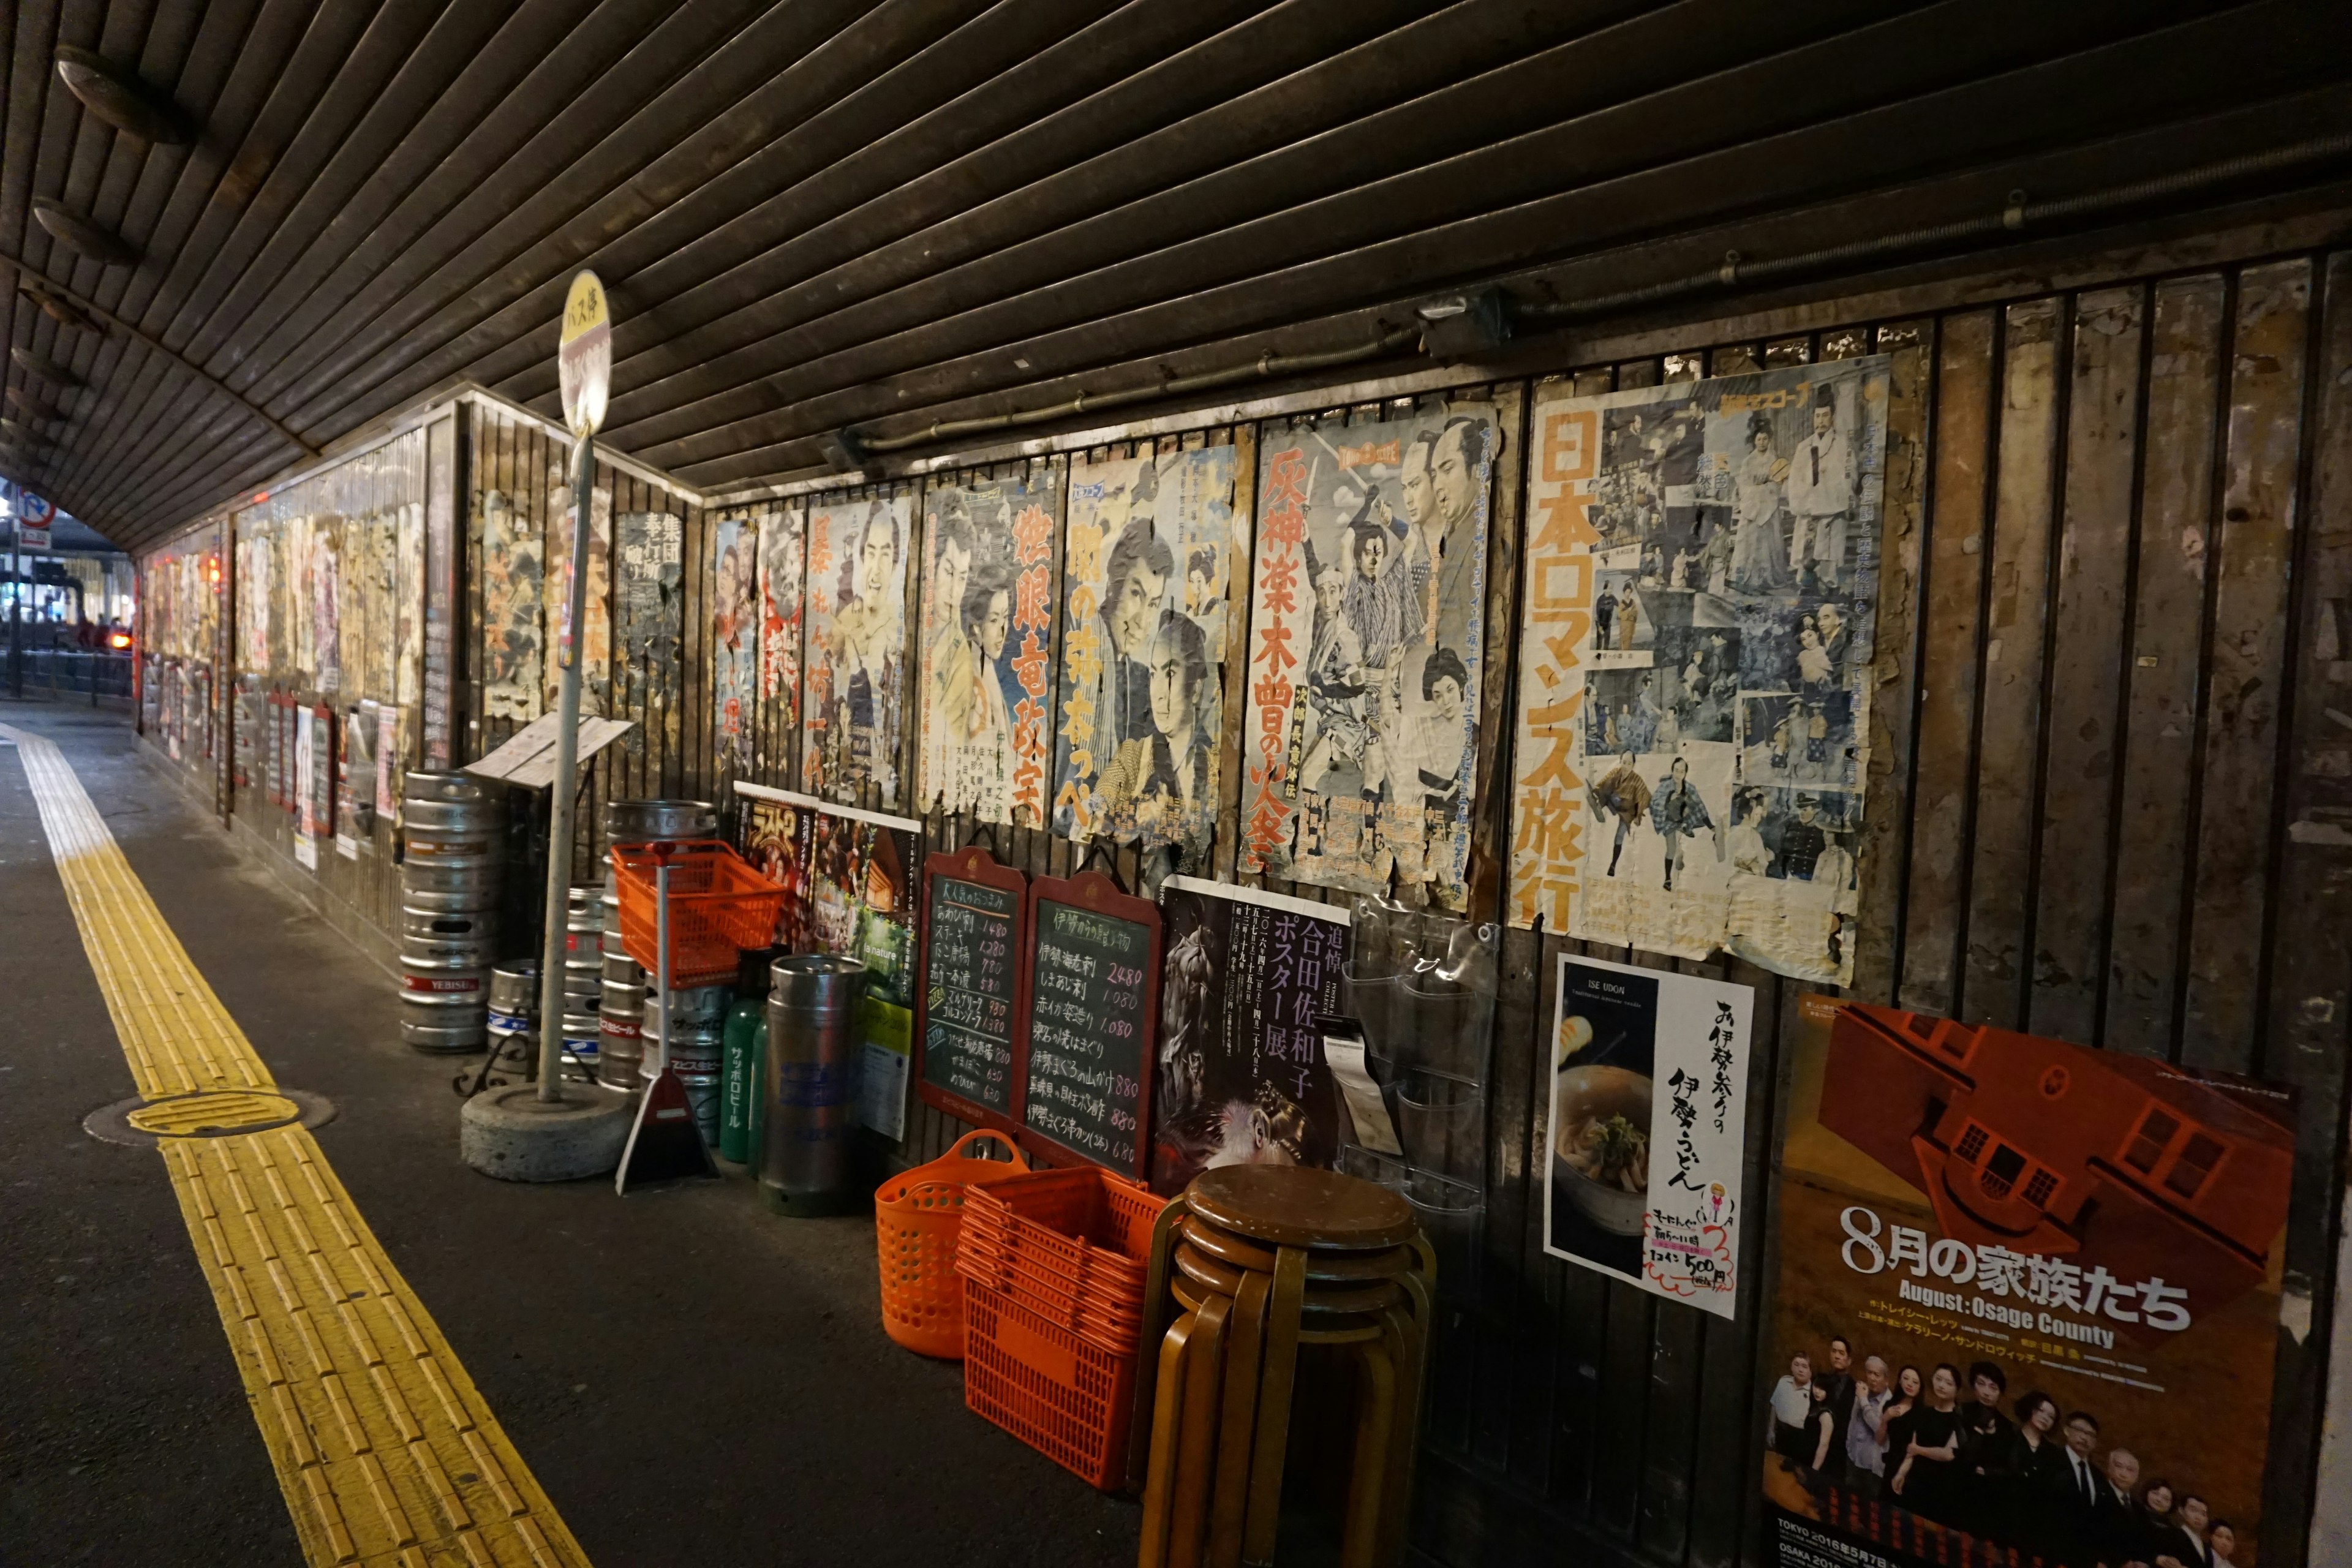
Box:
[1152, 878, 1349, 1196]
[1052, 446, 1239, 852]
[1544, 953, 1751, 1319]
[1762, 996, 2292, 1568]
[802, 494, 911, 808]
[1240, 406, 1495, 907]
[1509, 358, 1888, 986]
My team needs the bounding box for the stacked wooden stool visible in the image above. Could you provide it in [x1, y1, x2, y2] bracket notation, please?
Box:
[1133, 1166, 1434, 1568]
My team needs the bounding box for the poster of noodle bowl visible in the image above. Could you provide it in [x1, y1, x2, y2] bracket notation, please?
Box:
[1544, 952, 1752, 1318]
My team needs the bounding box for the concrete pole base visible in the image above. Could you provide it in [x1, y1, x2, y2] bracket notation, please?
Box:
[460, 1083, 634, 1182]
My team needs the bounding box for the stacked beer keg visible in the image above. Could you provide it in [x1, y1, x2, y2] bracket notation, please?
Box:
[559, 884, 604, 1077]
[598, 799, 719, 1094]
[486, 960, 539, 1072]
[398, 771, 505, 1052]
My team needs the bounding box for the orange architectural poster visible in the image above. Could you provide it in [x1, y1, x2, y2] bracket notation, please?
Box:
[1763, 997, 2293, 1568]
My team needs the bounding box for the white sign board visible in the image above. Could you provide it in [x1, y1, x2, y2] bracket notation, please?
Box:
[557, 272, 611, 439]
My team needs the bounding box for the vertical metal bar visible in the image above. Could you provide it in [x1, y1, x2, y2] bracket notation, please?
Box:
[537, 432, 598, 1101]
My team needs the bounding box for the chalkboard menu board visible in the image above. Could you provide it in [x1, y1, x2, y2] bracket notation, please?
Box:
[913, 846, 1028, 1132]
[1017, 870, 1161, 1180]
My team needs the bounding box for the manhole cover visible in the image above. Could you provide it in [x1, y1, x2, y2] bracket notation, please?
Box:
[85, 1088, 337, 1147]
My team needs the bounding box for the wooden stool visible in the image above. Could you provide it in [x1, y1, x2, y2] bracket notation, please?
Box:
[1134, 1167, 1433, 1568]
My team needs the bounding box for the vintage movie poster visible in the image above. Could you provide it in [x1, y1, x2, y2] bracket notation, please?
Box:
[545, 475, 612, 714]
[614, 510, 682, 748]
[736, 788, 922, 1138]
[1763, 997, 2292, 1568]
[756, 504, 804, 736]
[1543, 953, 1752, 1319]
[916, 475, 1060, 824]
[801, 494, 911, 807]
[712, 518, 757, 769]
[478, 489, 544, 722]
[311, 522, 342, 695]
[396, 499, 423, 708]
[1241, 407, 1494, 907]
[236, 532, 273, 672]
[1052, 447, 1240, 852]
[1152, 878, 1349, 1196]
[1510, 358, 1888, 986]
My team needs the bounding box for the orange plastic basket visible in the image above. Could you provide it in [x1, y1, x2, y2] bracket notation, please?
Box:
[962, 1278, 1137, 1491]
[608, 839, 785, 986]
[875, 1130, 1029, 1359]
[955, 1166, 1164, 1359]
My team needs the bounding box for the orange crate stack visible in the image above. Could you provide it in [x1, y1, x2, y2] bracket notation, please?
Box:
[608, 839, 785, 986]
[954, 1165, 1167, 1489]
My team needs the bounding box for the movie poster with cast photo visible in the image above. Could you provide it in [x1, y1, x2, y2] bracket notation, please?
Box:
[1510, 358, 1888, 986]
[916, 475, 1060, 825]
[1241, 406, 1495, 906]
[1544, 954, 1751, 1319]
[1762, 995, 2293, 1568]
[712, 518, 758, 769]
[802, 494, 912, 808]
[1152, 879, 1349, 1196]
[1052, 447, 1240, 852]
[757, 504, 804, 734]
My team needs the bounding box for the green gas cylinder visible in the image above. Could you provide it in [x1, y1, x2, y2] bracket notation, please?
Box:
[719, 995, 767, 1164]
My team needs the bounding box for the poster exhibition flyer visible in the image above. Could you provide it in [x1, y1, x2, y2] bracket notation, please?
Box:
[1510, 359, 1890, 985]
[1543, 954, 1752, 1320]
[1763, 996, 2291, 1568]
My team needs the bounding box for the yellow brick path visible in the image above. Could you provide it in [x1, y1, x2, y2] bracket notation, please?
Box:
[4, 722, 591, 1568]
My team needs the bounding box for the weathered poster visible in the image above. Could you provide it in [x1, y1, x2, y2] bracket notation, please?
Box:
[916, 475, 1058, 824]
[479, 489, 543, 722]
[236, 532, 272, 672]
[293, 705, 318, 870]
[311, 522, 341, 694]
[1152, 878, 1349, 1195]
[757, 504, 805, 756]
[545, 475, 612, 714]
[1242, 407, 1494, 906]
[1052, 447, 1239, 851]
[712, 518, 757, 769]
[1763, 997, 2291, 1568]
[1510, 358, 1888, 986]
[396, 499, 423, 708]
[801, 494, 911, 807]
[1544, 953, 1752, 1319]
[614, 510, 681, 745]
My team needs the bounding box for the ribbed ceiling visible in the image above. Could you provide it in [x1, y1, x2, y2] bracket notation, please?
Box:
[2, 0, 2348, 552]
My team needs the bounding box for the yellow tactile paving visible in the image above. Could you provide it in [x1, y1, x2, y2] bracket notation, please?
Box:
[4, 723, 593, 1568]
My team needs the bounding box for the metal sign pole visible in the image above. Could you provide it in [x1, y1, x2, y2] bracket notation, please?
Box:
[533, 430, 596, 1101]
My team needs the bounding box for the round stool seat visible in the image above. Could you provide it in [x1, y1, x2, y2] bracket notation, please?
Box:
[1186, 1165, 1416, 1251]
[1180, 1214, 1415, 1282]
[1173, 1240, 1412, 1317]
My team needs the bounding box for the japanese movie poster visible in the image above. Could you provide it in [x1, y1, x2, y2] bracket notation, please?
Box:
[801, 494, 911, 808]
[283, 516, 313, 679]
[544, 474, 612, 714]
[1543, 954, 1752, 1319]
[478, 489, 544, 722]
[736, 789, 922, 1139]
[1509, 358, 1888, 986]
[916, 475, 1060, 825]
[1152, 878, 1349, 1196]
[712, 518, 758, 769]
[396, 499, 423, 709]
[1052, 446, 1240, 851]
[615, 511, 682, 750]
[1241, 406, 1494, 907]
[1763, 997, 2293, 1568]
[311, 522, 342, 695]
[236, 531, 273, 672]
[756, 503, 804, 729]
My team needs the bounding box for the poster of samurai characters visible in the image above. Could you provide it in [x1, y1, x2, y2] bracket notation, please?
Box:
[712, 519, 758, 769]
[756, 505, 804, 744]
[615, 511, 682, 755]
[544, 473, 612, 715]
[916, 475, 1060, 824]
[1241, 407, 1494, 907]
[1152, 881, 1348, 1196]
[1509, 359, 1887, 986]
[478, 489, 543, 722]
[801, 494, 911, 808]
[1052, 447, 1239, 852]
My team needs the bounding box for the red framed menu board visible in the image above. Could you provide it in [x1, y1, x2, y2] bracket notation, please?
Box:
[912, 845, 1029, 1134]
[1016, 870, 1161, 1182]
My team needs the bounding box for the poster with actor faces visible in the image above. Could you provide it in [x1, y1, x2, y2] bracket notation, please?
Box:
[1052, 447, 1240, 853]
[1510, 359, 1888, 986]
[801, 494, 911, 809]
[916, 474, 1060, 826]
[712, 518, 758, 769]
[1763, 996, 2292, 1568]
[1241, 406, 1494, 906]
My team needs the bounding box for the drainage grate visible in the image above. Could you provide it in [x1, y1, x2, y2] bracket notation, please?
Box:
[85, 1088, 336, 1147]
